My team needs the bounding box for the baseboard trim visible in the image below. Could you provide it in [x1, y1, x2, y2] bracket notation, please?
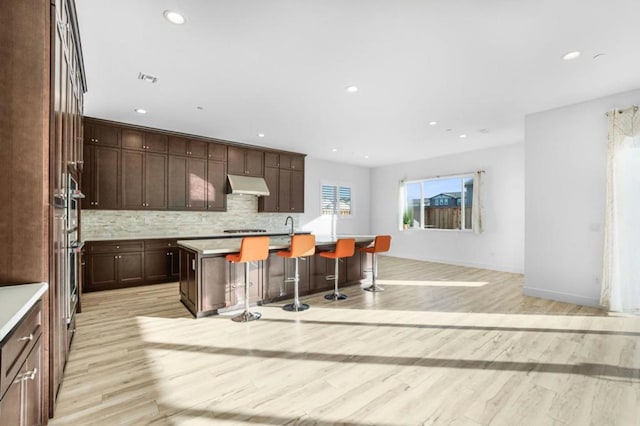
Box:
[523, 286, 601, 308]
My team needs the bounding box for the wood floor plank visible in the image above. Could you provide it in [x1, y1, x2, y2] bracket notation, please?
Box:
[49, 255, 640, 425]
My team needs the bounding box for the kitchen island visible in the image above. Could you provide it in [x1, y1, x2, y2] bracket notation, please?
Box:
[177, 235, 375, 317]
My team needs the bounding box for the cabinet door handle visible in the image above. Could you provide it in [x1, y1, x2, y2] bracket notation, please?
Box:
[192, 259, 196, 270]
[18, 333, 34, 342]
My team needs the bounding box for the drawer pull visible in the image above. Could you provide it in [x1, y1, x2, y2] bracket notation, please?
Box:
[24, 368, 38, 381]
[18, 333, 34, 342]
[14, 368, 38, 383]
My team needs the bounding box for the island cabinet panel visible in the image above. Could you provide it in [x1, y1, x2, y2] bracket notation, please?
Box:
[263, 252, 311, 301]
[310, 255, 345, 292]
[179, 249, 197, 313]
[346, 252, 365, 283]
[201, 257, 231, 312]
[228, 260, 263, 307]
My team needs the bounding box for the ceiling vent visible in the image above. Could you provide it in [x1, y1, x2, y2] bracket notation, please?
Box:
[138, 72, 158, 83]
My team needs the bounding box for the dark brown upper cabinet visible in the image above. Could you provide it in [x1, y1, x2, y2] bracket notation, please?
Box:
[263, 153, 305, 170]
[207, 142, 227, 161]
[168, 136, 207, 158]
[227, 146, 263, 177]
[84, 121, 120, 147]
[121, 150, 167, 209]
[264, 152, 279, 168]
[168, 156, 207, 210]
[259, 154, 305, 213]
[122, 129, 168, 153]
[206, 160, 227, 211]
[82, 144, 120, 209]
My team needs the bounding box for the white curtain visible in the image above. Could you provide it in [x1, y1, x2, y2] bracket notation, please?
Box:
[471, 171, 484, 234]
[600, 106, 640, 314]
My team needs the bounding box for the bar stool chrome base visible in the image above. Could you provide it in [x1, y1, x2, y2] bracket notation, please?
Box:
[324, 292, 348, 300]
[231, 310, 262, 322]
[282, 302, 310, 312]
[363, 284, 384, 292]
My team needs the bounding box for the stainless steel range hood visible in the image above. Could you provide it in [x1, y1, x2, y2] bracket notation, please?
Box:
[227, 174, 270, 196]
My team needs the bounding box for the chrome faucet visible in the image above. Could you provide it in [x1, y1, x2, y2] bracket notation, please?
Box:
[285, 216, 294, 235]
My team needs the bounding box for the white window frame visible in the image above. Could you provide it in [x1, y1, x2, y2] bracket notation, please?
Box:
[321, 181, 354, 219]
[403, 173, 473, 231]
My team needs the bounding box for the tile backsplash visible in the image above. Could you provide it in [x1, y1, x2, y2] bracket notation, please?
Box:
[82, 194, 300, 240]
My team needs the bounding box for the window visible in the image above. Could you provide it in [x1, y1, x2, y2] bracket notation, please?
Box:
[402, 174, 473, 230]
[322, 184, 352, 217]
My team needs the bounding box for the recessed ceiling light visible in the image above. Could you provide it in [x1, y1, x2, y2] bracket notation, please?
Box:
[257, 133, 265, 138]
[364, 155, 369, 159]
[332, 148, 338, 152]
[429, 121, 438, 126]
[163, 10, 185, 25]
[562, 50, 581, 61]
[134, 108, 148, 115]
[137, 72, 158, 83]
[459, 134, 467, 139]
[593, 53, 606, 60]
[345, 86, 358, 93]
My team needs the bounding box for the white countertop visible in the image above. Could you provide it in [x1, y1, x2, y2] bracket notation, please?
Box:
[85, 231, 296, 242]
[178, 234, 376, 255]
[0, 282, 48, 342]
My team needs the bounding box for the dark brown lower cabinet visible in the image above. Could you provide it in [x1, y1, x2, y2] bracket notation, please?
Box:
[86, 250, 144, 292]
[0, 339, 42, 426]
[85, 240, 180, 292]
[0, 302, 43, 426]
[145, 249, 177, 283]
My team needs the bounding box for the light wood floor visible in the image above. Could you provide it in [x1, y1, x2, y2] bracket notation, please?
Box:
[51, 256, 640, 425]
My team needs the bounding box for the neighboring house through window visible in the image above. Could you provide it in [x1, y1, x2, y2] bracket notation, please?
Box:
[321, 183, 352, 217]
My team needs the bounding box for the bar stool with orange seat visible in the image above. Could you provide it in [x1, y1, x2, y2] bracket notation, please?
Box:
[360, 235, 391, 292]
[319, 238, 355, 301]
[225, 236, 270, 322]
[277, 234, 316, 311]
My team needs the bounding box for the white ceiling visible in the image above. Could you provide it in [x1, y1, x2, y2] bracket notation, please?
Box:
[76, 0, 640, 167]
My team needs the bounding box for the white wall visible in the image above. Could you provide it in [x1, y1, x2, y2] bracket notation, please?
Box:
[370, 143, 525, 273]
[298, 157, 371, 236]
[524, 89, 640, 307]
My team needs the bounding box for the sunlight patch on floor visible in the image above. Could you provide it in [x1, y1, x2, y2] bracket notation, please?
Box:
[375, 279, 489, 287]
